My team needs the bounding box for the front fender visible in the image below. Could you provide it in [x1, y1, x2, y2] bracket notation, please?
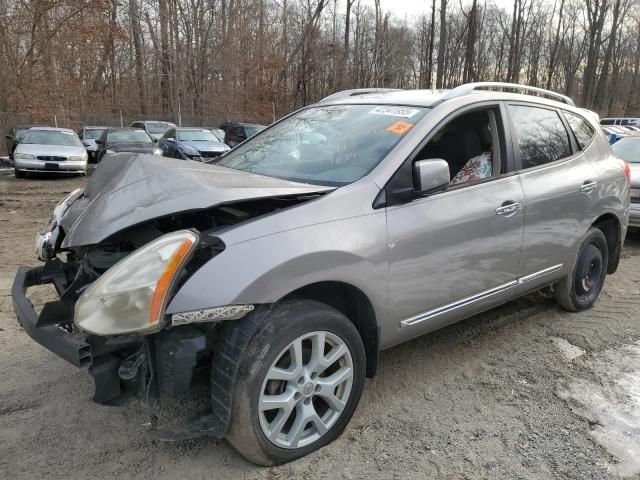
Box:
[165, 212, 388, 317]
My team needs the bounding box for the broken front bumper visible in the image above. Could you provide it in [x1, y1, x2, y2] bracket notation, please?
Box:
[12, 265, 92, 367]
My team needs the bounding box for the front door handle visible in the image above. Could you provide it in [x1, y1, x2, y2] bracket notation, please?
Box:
[580, 180, 597, 193]
[495, 201, 522, 216]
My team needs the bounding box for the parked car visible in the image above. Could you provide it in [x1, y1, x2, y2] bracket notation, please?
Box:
[95, 127, 162, 162]
[600, 117, 640, 126]
[158, 127, 230, 162]
[12, 83, 629, 465]
[130, 120, 177, 140]
[219, 121, 266, 147]
[5, 125, 47, 159]
[602, 126, 631, 144]
[78, 126, 108, 162]
[611, 135, 640, 227]
[13, 127, 87, 178]
[207, 127, 226, 142]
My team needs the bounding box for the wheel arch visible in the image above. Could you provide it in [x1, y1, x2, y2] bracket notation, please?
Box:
[280, 281, 379, 378]
[591, 212, 622, 274]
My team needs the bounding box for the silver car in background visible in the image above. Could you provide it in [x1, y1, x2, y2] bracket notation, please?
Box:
[611, 135, 640, 226]
[78, 126, 108, 162]
[13, 127, 87, 178]
[12, 83, 629, 464]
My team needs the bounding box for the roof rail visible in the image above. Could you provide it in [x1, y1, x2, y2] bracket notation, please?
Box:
[319, 88, 402, 103]
[436, 82, 575, 107]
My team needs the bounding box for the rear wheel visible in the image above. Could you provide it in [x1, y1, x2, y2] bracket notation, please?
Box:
[225, 300, 366, 465]
[556, 227, 608, 311]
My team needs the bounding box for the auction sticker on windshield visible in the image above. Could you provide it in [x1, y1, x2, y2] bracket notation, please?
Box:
[369, 106, 421, 118]
[387, 121, 414, 135]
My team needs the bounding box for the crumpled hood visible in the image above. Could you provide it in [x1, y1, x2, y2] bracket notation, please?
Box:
[60, 153, 332, 247]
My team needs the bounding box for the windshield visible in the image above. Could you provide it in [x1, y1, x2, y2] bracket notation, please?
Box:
[146, 122, 174, 134]
[83, 128, 105, 140]
[21, 130, 82, 147]
[108, 130, 153, 144]
[177, 129, 218, 142]
[216, 105, 428, 185]
[612, 137, 640, 163]
[16, 128, 31, 140]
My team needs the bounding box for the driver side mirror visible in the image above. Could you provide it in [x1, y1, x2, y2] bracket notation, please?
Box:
[5, 135, 12, 140]
[413, 159, 450, 195]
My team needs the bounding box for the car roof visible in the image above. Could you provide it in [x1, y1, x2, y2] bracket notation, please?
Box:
[108, 127, 145, 131]
[222, 122, 265, 127]
[25, 127, 76, 133]
[175, 127, 210, 130]
[83, 126, 109, 129]
[318, 83, 578, 111]
[15, 124, 47, 129]
[135, 120, 176, 124]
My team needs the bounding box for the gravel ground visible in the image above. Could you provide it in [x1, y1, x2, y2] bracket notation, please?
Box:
[1, 173, 639, 480]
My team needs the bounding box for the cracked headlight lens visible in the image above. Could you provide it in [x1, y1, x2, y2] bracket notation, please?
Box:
[75, 230, 199, 336]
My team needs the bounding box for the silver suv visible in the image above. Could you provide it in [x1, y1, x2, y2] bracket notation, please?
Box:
[12, 83, 630, 465]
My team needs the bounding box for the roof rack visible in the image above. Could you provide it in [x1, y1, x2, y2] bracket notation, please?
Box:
[436, 82, 575, 107]
[319, 88, 402, 103]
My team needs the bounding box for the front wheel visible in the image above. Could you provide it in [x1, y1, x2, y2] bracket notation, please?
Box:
[14, 168, 25, 178]
[225, 300, 366, 465]
[556, 227, 608, 311]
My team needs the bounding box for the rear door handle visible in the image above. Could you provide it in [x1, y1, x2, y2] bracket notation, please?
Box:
[580, 180, 597, 193]
[495, 201, 522, 216]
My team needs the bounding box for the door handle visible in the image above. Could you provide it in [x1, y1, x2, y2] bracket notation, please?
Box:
[580, 180, 597, 193]
[495, 201, 522, 216]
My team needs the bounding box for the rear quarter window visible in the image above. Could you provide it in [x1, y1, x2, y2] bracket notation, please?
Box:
[564, 112, 596, 150]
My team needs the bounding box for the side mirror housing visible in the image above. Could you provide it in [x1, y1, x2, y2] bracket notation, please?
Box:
[5, 135, 12, 140]
[412, 159, 450, 195]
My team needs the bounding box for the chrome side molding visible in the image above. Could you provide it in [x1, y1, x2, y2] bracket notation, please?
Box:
[400, 264, 563, 328]
[518, 264, 563, 284]
[400, 281, 518, 327]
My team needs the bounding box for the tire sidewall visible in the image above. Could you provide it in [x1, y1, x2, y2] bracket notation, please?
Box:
[570, 228, 608, 310]
[226, 300, 366, 465]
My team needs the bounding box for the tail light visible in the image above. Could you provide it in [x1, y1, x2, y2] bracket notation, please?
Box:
[623, 161, 631, 185]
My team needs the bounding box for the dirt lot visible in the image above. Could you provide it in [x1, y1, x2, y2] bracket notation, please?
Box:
[1, 174, 639, 480]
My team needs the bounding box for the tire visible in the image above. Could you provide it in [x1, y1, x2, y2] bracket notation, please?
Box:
[225, 300, 366, 465]
[14, 168, 25, 178]
[556, 227, 608, 312]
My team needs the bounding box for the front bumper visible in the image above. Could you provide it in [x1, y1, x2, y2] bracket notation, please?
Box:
[14, 158, 87, 172]
[12, 263, 207, 404]
[12, 265, 92, 367]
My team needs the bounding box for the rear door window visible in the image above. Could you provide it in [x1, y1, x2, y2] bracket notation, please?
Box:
[509, 105, 572, 169]
[564, 112, 596, 150]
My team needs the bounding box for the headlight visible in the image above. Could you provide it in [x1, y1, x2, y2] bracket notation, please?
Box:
[68, 154, 87, 161]
[153, 148, 163, 155]
[52, 188, 83, 224]
[106, 149, 115, 154]
[180, 145, 199, 156]
[14, 152, 34, 159]
[75, 230, 199, 336]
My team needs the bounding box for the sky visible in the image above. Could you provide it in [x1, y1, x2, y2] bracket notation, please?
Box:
[381, 0, 516, 19]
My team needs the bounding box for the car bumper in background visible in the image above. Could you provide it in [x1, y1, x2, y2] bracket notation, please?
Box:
[14, 159, 87, 172]
[628, 202, 640, 227]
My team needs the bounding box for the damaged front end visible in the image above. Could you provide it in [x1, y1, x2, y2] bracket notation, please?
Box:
[12, 154, 330, 410]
